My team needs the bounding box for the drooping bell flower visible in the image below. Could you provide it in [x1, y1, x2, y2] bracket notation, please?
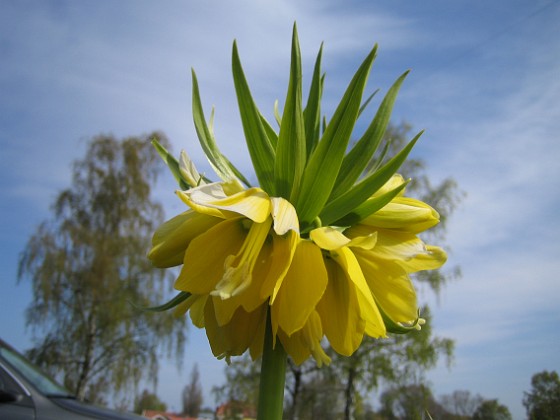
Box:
[146, 25, 446, 418]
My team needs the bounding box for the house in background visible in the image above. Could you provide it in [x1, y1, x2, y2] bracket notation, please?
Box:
[215, 401, 256, 420]
[142, 410, 197, 420]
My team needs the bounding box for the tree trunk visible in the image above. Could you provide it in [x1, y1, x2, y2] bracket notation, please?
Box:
[289, 364, 302, 420]
[75, 311, 96, 401]
[344, 366, 356, 420]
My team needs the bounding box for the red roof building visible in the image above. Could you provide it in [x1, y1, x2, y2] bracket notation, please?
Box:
[142, 410, 198, 420]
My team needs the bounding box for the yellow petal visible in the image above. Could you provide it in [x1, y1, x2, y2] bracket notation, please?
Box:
[311, 226, 377, 251]
[372, 174, 406, 197]
[149, 211, 221, 268]
[213, 218, 272, 299]
[225, 306, 264, 356]
[304, 311, 331, 367]
[350, 227, 446, 274]
[248, 308, 267, 361]
[178, 183, 271, 222]
[360, 197, 440, 233]
[239, 239, 275, 313]
[210, 239, 270, 325]
[332, 248, 385, 338]
[173, 294, 208, 327]
[277, 329, 310, 366]
[179, 149, 206, 188]
[271, 240, 328, 336]
[316, 258, 365, 356]
[188, 295, 208, 328]
[172, 294, 194, 318]
[347, 231, 377, 250]
[211, 295, 241, 327]
[397, 245, 447, 272]
[270, 197, 300, 235]
[176, 183, 228, 218]
[310, 227, 350, 250]
[203, 298, 229, 359]
[175, 218, 245, 294]
[205, 300, 266, 360]
[278, 311, 331, 367]
[353, 248, 418, 323]
[260, 230, 299, 302]
[221, 179, 246, 195]
[367, 229, 428, 262]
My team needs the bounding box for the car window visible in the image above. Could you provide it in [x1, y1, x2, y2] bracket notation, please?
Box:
[0, 362, 35, 410]
[0, 347, 70, 397]
[0, 363, 23, 395]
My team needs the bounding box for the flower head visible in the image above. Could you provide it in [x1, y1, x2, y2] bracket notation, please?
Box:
[148, 25, 446, 365]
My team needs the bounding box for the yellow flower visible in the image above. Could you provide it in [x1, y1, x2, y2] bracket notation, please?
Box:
[149, 182, 303, 359]
[149, 177, 445, 364]
[148, 26, 447, 366]
[309, 226, 385, 356]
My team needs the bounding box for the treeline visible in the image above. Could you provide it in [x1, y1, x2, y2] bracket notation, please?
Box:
[210, 368, 559, 420]
[134, 364, 205, 417]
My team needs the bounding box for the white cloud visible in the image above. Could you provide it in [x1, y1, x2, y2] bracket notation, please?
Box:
[1, 0, 424, 208]
[422, 33, 560, 352]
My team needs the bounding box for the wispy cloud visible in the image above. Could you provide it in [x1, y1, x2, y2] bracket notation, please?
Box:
[1, 0, 425, 210]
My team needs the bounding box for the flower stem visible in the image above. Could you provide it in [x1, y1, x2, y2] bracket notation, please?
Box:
[257, 307, 287, 420]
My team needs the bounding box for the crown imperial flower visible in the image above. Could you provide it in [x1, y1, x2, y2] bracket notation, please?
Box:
[147, 25, 446, 368]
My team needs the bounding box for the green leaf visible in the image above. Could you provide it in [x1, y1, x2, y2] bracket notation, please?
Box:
[208, 107, 251, 187]
[357, 88, 379, 118]
[320, 131, 421, 225]
[378, 305, 421, 334]
[232, 41, 276, 194]
[365, 138, 392, 175]
[222, 155, 252, 187]
[131, 292, 191, 312]
[296, 45, 378, 225]
[192, 70, 247, 184]
[273, 100, 282, 127]
[332, 179, 409, 226]
[260, 113, 278, 150]
[303, 43, 323, 158]
[331, 71, 409, 199]
[275, 24, 306, 202]
[151, 138, 191, 190]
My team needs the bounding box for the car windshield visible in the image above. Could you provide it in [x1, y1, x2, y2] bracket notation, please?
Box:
[0, 346, 71, 397]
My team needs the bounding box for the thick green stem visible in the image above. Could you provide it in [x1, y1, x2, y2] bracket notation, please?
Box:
[257, 308, 287, 420]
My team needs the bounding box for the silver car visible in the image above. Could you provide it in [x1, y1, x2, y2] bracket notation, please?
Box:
[0, 338, 146, 419]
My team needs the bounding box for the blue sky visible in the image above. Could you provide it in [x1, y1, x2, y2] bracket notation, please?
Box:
[1, 1, 559, 418]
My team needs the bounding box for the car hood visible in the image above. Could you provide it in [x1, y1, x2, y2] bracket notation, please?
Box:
[51, 397, 145, 420]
